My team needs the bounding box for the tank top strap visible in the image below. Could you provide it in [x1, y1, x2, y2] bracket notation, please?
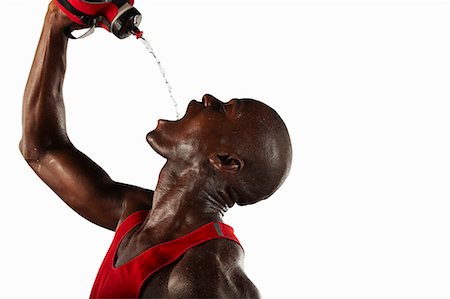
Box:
[90, 210, 149, 299]
[213, 222, 240, 244]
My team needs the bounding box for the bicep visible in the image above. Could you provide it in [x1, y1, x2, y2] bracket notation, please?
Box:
[26, 143, 151, 230]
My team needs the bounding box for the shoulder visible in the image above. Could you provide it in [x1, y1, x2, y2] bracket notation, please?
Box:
[168, 239, 261, 298]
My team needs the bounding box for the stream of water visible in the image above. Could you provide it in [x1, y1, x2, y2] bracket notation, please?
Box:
[139, 35, 180, 120]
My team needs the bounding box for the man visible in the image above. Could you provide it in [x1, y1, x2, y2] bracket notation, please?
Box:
[20, 2, 292, 298]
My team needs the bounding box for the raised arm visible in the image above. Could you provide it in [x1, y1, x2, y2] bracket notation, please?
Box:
[19, 2, 152, 231]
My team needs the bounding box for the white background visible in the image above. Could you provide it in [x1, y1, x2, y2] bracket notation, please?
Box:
[0, 0, 448, 298]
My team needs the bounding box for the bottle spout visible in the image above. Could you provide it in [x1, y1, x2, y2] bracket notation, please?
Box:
[130, 25, 144, 39]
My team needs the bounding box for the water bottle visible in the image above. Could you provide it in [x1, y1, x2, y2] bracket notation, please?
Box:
[53, 0, 143, 39]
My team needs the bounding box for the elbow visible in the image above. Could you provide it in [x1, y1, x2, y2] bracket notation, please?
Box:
[18, 138, 26, 157]
[19, 138, 42, 163]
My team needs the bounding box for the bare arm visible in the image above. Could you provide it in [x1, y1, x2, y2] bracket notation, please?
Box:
[20, 2, 152, 231]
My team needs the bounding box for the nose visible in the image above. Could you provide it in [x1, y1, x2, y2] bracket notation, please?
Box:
[202, 94, 223, 108]
[228, 99, 239, 105]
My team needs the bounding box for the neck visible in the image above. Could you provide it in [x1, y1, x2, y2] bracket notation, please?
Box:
[142, 161, 231, 242]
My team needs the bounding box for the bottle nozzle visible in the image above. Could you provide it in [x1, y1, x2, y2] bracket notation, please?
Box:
[131, 25, 144, 39]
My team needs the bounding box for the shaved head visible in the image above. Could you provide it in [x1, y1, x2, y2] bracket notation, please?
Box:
[222, 99, 292, 204]
[147, 94, 292, 206]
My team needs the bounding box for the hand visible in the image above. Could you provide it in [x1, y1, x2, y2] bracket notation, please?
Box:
[46, 1, 86, 30]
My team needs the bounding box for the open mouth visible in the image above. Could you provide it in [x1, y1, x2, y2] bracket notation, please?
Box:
[157, 99, 202, 124]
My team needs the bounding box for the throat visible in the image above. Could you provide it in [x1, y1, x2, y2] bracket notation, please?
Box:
[142, 165, 229, 243]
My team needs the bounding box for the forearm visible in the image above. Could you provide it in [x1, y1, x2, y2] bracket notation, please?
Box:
[20, 4, 73, 161]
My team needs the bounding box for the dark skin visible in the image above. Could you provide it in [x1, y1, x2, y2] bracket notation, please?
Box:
[20, 3, 292, 298]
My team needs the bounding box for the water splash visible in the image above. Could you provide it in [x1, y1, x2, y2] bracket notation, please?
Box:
[139, 35, 180, 120]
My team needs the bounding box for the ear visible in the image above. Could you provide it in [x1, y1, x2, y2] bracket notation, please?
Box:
[208, 152, 244, 173]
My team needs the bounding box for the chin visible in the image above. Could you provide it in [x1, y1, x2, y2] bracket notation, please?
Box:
[146, 130, 167, 158]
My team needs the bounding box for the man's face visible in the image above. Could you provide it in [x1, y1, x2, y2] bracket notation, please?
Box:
[147, 94, 292, 203]
[146, 94, 246, 161]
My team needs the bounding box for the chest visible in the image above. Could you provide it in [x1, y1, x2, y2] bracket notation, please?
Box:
[114, 229, 205, 298]
[114, 225, 145, 268]
[94, 220, 241, 298]
[112, 225, 193, 295]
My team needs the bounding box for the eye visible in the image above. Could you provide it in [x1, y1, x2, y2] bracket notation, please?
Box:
[220, 104, 233, 116]
[208, 102, 225, 113]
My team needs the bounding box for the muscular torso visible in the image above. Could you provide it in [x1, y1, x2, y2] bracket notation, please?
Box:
[21, 5, 261, 298]
[114, 214, 259, 298]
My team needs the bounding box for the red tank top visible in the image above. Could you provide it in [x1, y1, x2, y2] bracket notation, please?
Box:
[90, 210, 241, 298]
